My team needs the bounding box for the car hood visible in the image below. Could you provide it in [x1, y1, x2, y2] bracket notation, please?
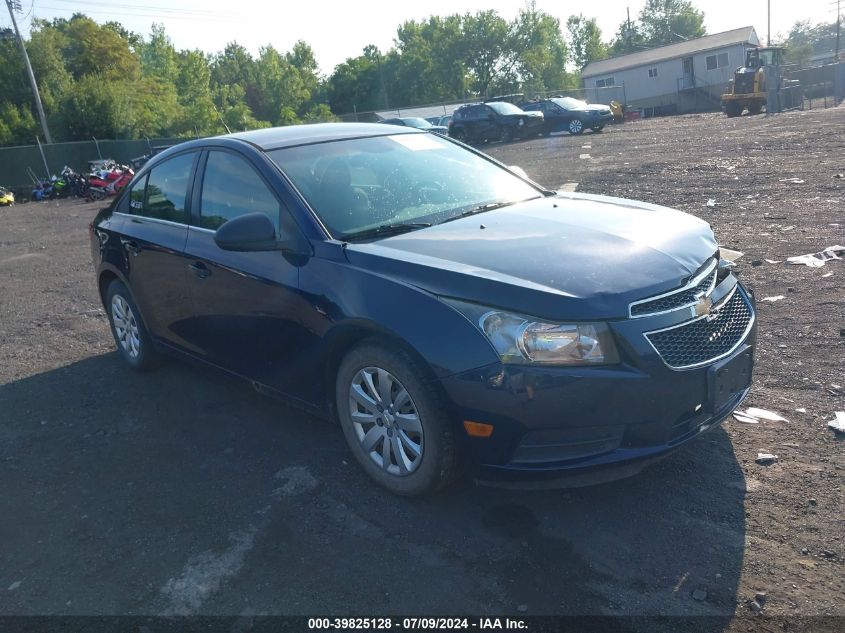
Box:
[342, 193, 717, 321]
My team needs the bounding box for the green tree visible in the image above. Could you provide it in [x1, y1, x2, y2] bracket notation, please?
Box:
[638, 0, 705, 46]
[327, 51, 383, 114]
[462, 10, 510, 98]
[567, 14, 608, 71]
[508, 2, 570, 93]
[140, 24, 178, 84]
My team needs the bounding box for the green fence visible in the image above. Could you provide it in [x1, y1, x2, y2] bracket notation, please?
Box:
[0, 137, 189, 192]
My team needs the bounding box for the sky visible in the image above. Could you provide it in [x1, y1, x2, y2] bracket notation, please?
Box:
[5, 0, 840, 74]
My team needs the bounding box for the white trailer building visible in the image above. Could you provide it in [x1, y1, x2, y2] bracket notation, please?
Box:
[582, 27, 761, 115]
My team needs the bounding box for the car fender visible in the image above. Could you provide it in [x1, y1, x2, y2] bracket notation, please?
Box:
[300, 256, 500, 381]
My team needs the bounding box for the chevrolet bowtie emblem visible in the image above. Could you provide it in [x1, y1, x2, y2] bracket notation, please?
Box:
[694, 295, 713, 318]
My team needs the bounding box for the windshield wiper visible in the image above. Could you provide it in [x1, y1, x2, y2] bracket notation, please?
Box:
[440, 200, 518, 223]
[340, 222, 431, 242]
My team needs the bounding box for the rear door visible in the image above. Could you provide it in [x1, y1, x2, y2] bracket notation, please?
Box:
[183, 148, 311, 397]
[117, 151, 198, 350]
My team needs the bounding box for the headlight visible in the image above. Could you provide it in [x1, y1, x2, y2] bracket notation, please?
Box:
[444, 299, 619, 366]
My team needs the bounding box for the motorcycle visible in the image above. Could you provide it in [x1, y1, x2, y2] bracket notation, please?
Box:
[87, 165, 134, 201]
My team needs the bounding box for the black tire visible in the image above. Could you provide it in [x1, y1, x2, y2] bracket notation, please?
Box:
[335, 340, 459, 496]
[105, 280, 159, 371]
[451, 127, 467, 143]
[747, 104, 762, 115]
[568, 118, 584, 135]
[591, 125, 604, 133]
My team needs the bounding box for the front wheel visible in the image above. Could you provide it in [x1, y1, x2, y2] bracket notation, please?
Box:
[724, 102, 743, 117]
[106, 280, 159, 371]
[568, 118, 584, 134]
[336, 341, 459, 496]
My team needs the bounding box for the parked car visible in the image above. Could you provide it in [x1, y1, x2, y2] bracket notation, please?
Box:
[425, 115, 452, 127]
[380, 117, 448, 134]
[522, 97, 614, 135]
[448, 102, 544, 143]
[91, 123, 756, 495]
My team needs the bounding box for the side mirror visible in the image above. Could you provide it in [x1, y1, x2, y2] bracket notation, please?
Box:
[214, 212, 279, 252]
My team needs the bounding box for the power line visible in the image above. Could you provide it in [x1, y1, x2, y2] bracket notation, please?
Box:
[44, 0, 242, 19]
[37, 4, 248, 22]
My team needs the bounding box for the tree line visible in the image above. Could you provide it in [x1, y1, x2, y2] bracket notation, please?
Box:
[0, 0, 835, 147]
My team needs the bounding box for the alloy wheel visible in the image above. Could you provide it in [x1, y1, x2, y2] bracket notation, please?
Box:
[348, 367, 424, 476]
[569, 119, 583, 134]
[111, 294, 141, 359]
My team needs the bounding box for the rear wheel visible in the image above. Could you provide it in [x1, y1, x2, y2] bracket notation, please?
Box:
[336, 341, 459, 496]
[451, 128, 467, 143]
[106, 280, 159, 371]
[568, 118, 584, 134]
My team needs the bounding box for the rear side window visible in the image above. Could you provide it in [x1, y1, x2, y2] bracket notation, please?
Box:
[134, 153, 195, 223]
[199, 151, 281, 232]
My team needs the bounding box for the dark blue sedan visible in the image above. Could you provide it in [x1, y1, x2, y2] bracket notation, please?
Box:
[90, 123, 756, 495]
[522, 97, 614, 135]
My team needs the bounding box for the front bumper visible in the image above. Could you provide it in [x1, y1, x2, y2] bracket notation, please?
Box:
[439, 282, 757, 487]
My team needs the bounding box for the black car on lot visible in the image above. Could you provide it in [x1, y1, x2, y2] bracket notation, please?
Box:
[448, 102, 544, 143]
[522, 97, 614, 135]
[380, 117, 448, 134]
[91, 123, 756, 496]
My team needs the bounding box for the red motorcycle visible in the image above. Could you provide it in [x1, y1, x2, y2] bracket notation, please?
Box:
[87, 166, 134, 201]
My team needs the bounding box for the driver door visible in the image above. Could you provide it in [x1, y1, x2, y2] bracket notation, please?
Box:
[182, 148, 311, 397]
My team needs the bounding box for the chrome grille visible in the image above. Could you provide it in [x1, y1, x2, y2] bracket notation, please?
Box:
[645, 288, 754, 369]
[630, 259, 717, 318]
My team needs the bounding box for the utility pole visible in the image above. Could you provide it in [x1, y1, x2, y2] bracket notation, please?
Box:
[837, 0, 841, 59]
[767, 0, 771, 46]
[4, 0, 52, 143]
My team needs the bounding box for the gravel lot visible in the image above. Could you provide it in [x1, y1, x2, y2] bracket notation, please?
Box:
[1, 106, 843, 630]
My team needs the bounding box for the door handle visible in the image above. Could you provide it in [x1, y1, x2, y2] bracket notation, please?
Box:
[120, 238, 141, 256]
[189, 262, 211, 279]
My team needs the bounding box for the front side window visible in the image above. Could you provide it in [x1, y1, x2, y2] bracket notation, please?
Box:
[141, 153, 195, 223]
[648, 67, 659, 78]
[595, 77, 614, 88]
[199, 151, 281, 232]
[267, 133, 542, 240]
[486, 102, 523, 115]
[706, 53, 730, 70]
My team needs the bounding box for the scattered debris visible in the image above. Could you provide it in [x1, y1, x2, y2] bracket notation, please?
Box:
[751, 259, 763, 266]
[781, 225, 796, 232]
[692, 589, 707, 601]
[822, 272, 833, 278]
[736, 408, 789, 423]
[826, 412, 845, 434]
[779, 177, 805, 184]
[721, 248, 744, 262]
[795, 408, 807, 413]
[706, 199, 716, 207]
[764, 259, 781, 264]
[733, 412, 760, 424]
[749, 599, 764, 613]
[821, 550, 836, 559]
[786, 245, 845, 268]
[7, 581, 21, 591]
[755, 591, 768, 605]
[834, 173, 843, 179]
[755, 453, 778, 465]
[808, 498, 817, 506]
[761, 295, 785, 302]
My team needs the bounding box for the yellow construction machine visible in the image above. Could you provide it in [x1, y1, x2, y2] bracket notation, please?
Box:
[721, 46, 786, 117]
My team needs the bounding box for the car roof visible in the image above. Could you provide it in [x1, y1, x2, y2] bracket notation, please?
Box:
[221, 122, 420, 150]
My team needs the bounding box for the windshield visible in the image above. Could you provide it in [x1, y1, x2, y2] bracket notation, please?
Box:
[402, 118, 433, 129]
[553, 97, 587, 109]
[486, 102, 523, 115]
[267, 133, 541, 240]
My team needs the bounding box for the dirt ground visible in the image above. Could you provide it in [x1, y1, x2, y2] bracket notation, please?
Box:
[0, 106, 842, 630]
